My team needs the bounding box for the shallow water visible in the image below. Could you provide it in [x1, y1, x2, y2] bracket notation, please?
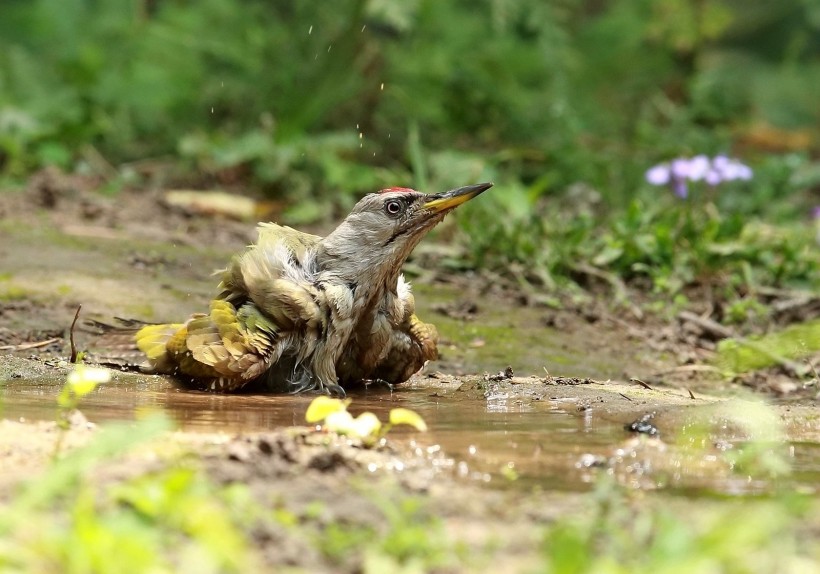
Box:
[0, 371, 628, 490]
[4, 372, 819, 494]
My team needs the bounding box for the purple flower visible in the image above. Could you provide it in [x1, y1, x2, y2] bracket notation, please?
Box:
[710, 155, 753, 182]
[712, 155, 730, 172]
[645, 164, 671, 185]
[735, 164, 753, 180]
[670, 158, 690, 180]
[672, 179, 688, 199]
[645, 155, 753, 197]
[812, 206, 820, 220]
[704, 169, 722, 186]
[687, 155, 710, 181]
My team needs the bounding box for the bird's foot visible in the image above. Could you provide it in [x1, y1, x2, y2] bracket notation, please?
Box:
[324, 382, 347, 398]
[363, 378, 394, 392]
[286, 376, 346, 398]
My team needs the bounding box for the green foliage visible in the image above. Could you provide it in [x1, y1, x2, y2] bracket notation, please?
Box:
[0, 426, 259, 573]
[315, 495, 455, 572]
[460, 168, 820, 306]
[2, 0, 818, 195]
[542, 479, 816, 574]
[717, 319, 820, 374]
[1, 0, 819, 306]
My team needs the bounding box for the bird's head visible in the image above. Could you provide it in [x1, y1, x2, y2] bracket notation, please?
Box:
[320, 182, 492, 280]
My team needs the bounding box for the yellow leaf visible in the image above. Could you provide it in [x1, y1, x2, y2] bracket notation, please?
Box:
[351, 412, 382, 438]
[388, 408, 428, 432]
[305, 396, 350, 423]
[323, 410, 355, 434]
[67, 365, 110, 398]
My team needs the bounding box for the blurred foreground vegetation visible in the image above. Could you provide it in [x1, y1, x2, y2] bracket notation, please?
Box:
[1, 0, 819, 302]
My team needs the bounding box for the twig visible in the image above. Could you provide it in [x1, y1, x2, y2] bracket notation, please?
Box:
[677, 310, 734, 339]
[0, 338, 61, 351]
[630, 378, 654, 390]
[618, 393, 633, 402]
[70, 305, 82, 363]
[687, 388, 696, 400]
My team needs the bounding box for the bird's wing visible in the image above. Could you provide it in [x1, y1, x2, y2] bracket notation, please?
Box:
[139, 224, 327, 391]
[186, 300, 279, 380]
[136, 300, 285, 391]
[256, 223, 322, 256]
[217, 222, 322, 308]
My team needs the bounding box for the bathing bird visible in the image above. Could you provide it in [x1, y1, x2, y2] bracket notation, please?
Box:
[133, 183, 492, 396]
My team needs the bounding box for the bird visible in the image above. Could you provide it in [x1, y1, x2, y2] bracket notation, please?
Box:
[131, 182, 492, 396]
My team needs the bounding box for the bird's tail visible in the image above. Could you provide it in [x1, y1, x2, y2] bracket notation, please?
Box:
[134, 323, 185, 373]
[81, 318, 181, 371]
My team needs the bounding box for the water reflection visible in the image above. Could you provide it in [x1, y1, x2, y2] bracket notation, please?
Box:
[2, 376, 818, 494]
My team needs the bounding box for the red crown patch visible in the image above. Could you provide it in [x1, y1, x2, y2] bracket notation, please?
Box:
[379, 187, 415, 194]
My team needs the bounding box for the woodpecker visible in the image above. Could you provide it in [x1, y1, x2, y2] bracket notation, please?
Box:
[134, 183, 492, 396]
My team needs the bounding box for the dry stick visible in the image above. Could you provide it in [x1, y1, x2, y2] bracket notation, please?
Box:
[630, 377, 654, 390]
[69, 304, 82, 363]
[687, 388, 696, 400]
[677, 310, 733, 339]
[0, 338, 61, 351]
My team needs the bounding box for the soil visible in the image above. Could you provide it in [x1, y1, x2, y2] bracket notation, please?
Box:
[2, 168, 820, 571]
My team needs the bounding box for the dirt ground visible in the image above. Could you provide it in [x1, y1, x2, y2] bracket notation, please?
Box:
[2, 170, 820, 571]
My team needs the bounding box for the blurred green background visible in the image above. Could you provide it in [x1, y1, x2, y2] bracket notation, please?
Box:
[1, 0, 819, 298]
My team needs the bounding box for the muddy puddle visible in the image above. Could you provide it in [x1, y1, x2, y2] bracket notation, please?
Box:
[0, 370, 602, 489]
[4, 362, 820, 495]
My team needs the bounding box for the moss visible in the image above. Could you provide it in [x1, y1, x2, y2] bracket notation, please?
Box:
[0, 284, 28, 301]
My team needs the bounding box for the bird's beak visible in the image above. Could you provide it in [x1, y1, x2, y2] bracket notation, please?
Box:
[423, 182, 493, 213]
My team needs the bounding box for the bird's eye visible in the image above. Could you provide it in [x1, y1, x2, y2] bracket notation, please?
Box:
[384, 199, 403, 217]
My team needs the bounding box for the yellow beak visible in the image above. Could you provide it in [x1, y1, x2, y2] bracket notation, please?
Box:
[423, 183, 493, 213]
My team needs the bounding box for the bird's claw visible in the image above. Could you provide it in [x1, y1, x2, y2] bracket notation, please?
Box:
[363, 378, 394, 392]
[325, 382, 347, 398]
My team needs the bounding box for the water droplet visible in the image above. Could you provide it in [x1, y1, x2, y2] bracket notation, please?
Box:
[308, 25, 313, 35]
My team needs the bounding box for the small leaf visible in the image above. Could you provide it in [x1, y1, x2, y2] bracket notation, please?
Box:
[305, 396, 349, 423]
[323, 410, 356, 434]
[351, 412, 382, 438]
[592, 245, 623, 266]
[388, 408, 428, 432]
[67, 365, 110, 398]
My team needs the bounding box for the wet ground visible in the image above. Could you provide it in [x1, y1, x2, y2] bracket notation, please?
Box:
[2, 177, 820, 570]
